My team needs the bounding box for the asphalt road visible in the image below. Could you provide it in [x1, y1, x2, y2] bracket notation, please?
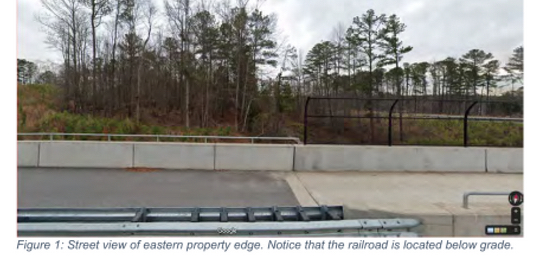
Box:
[18, 168, 299, 208]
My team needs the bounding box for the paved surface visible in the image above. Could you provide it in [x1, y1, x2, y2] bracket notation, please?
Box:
[18, 168, 523, 236]
[19, 168, 521, 213]
[18, 168, 299, 208]
[287, 171, 523, 237]
[290, 171, 523, 216]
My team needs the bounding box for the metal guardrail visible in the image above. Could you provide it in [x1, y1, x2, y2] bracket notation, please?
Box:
[18, 206, 344, 223]
[17, 133, 302, 144]
[18, 220, 421, 237]
[462, 192, 510, 209]
[17, 207, 421, 237]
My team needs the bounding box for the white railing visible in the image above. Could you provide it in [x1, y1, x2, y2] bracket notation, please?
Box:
[17, 132, 302, 144]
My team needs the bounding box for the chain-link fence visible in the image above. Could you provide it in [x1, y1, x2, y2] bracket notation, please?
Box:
[303, 97, 523, 147]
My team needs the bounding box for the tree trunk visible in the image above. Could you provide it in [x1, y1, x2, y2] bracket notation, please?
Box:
[242, 98, 253, 133]
[183, 0, 191, 128]
[240, 63, 250, 131]
[205, 59, 212, 127]
[91, 3, 97, 115]
[235, 55, 241, 131]
[185, 72, 190, 127]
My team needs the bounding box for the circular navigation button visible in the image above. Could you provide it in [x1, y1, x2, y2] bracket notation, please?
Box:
[508, 191, 523, 206]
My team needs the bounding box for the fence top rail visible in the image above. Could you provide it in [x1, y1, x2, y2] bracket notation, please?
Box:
[306, 97, 522, 104]
[17, 133, 302, 144]
[306, 114, 524, 121]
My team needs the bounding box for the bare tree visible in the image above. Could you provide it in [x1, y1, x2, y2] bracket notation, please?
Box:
[79, 0, 111, 112]
[136, 0, 156, 124]
[165, 0, 193, 127]
[38, 0, 89, 111]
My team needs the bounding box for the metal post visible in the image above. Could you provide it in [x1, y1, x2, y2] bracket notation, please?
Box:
[49, 134, 53, 141]
[464, 101, 479, 147]
[463, 192, 510, 209]
[108, 135, 111, 141]
[156, 135, 159, 142]
[251, 138, 254, 144]
[388, 99, 399, 146]
[304, 97, 311, 145]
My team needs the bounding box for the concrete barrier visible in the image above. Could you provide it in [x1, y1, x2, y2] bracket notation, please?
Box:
[17, 141, 522, 173]
[39, 141, 133, 168]
[134, 142, 214, 170]
[294, 145, 487, 172]
[486, 148, 523, 173]
[18, 142, 40, 167]
[215, 144, 294, 171]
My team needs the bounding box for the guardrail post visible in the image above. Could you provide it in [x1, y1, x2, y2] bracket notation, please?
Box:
[304, 97, 311, 145]
[463, 192, 510, 209]
[156, 135, 160, 142]
[388, 99, 399, 146]
[464, 101, 479, 147]
[107, 135, 111, 141]
[49, 134, 53, 141]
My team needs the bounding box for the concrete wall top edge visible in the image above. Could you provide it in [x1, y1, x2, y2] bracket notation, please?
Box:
[483, 147, 524, 150]
[36, 141, 134, 145]
[18, 140, 295, 147]
[18, 141, 522, 151]
[212, 143, 295, 147]
[133, 142, 215, 147]
[20, 140, 212, 146]
[295, 145, 493, 150]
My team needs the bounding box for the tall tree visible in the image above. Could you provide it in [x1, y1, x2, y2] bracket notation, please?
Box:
[505, 46, 523, 84]
[483, 59, 500, 101]
[330, 22, 347, 94]
[459, 49, 495, 97]
[17, 59, 37, 84]
[409, 62, 429, 96]
[429, 62, 442, 98]
[165, 0, 193, 127]
[303, 41, 336, 96]
[244, 9, 278, 131]
[109, 0, 126, 113]
[136, 0, 156, 124]
[403, 62, 411, 96]
[38, 0, 89, 111]
[37, 70, 58, 85]
[347, 9, 386, 96]
[231, 6, 248, 130]
[378, 14, 412, 98]
[346, 9, 386, 142]
[80, 0, 111, 112]
[191, 9, 219, 127]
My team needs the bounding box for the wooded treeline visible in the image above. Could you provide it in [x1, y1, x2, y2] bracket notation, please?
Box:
[28, 0, 523, 135]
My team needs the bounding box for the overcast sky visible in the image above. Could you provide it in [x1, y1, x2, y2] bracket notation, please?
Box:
[17, 0, 523, 67]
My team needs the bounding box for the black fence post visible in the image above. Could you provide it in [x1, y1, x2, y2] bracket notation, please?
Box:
[464, 101, 479, 147]
[388, 99, 399, 146]
[304, 97, 311, 145]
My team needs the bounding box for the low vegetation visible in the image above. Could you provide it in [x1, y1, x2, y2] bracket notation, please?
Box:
[398, 119, 522, 147]
[307, 118, 523, 147]
[18, 84, 238, 143]
[18, 84, 523, 146]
